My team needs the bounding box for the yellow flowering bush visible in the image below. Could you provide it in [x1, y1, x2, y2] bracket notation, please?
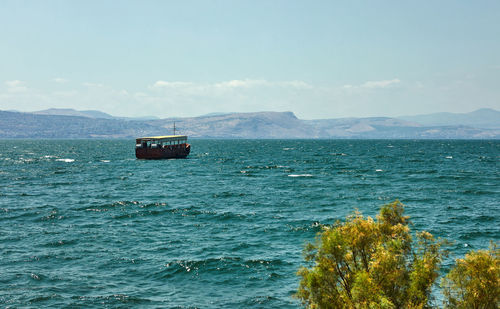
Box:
[296, 201, 499, 309]
[296, 201, 445, 308]
[441, 243, 499, 308]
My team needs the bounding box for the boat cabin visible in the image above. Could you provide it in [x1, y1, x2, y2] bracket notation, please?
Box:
[136, 135, 188, 149]
[135, 135, 190, 159]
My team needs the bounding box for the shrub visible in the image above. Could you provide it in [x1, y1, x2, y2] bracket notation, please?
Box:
[441, 243, 499, 308]
[296, 201, 446, 308]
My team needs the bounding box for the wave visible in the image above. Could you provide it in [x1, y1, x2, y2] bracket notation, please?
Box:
[245, 165, 288, 170]
[160, 256, 290, 278]
[80, 202, 250, 222]
[66, 294, 152, 306]
[41, 239, 78, 248]
[287, 174, 313, 177]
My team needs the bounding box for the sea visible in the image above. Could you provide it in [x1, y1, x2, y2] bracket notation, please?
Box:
[0, 139, 498, 308]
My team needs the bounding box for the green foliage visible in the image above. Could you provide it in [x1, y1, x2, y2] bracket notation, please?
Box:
[296, 201, 446, 309]
[441, 243, 500, 308]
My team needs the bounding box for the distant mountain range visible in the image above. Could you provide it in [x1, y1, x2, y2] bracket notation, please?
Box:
[399, 108, 499, 129]
[31, 108, 160, 121]
[0, 108, 498, 139]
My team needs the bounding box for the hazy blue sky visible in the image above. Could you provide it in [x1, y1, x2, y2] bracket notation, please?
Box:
[1, 0, 499, 119]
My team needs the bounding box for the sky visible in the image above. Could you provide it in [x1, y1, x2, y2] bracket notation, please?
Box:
[0, 0, 499, 119]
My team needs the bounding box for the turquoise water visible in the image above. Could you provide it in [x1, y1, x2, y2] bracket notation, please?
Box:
[1, 139, 498, 308]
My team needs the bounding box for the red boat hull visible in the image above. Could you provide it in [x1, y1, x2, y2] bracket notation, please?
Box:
[136, 144, 190, 159]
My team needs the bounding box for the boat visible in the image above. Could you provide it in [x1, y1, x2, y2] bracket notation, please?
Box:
[135, 135, 190, 159]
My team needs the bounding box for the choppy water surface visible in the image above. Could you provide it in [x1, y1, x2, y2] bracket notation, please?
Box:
[0, 139, 498, 308]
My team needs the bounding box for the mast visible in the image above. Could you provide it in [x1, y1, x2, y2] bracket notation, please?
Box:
[173, 121, 176, 135]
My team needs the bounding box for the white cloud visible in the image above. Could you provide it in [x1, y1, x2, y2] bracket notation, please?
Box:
[213, 79, 312, 89]
[5, 80, 24, 87]
[148, 79, 313, 99]
[137, 79, 316, 117]
[150, 79, 312, 92]
[8, 77, 477, 119]
[5, 80, 28, 93]
[341, 79, 401, 90]
[52, 77, 67, 83]
[152, 81, 193, 88]
[361, 79, 401, 88]
[279, 80, 313, 89]
[214, 79, 267, 88]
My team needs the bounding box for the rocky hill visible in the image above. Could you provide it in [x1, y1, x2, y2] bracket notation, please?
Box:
[0, 111, 162, 138]
[0, 109, 498, 139]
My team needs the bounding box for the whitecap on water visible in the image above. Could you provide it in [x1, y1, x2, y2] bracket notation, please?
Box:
[445, 156, 453, 159]
[100, 160, 110, 163]
[56, 158, 75, 163]
[375, 169, 383, 172]
[288, 174, 313, 177]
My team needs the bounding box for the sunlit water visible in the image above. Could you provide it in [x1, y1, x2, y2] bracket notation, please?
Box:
[0, 139, 498, 308]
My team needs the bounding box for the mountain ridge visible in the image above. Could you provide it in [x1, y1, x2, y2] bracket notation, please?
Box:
[0, 109, 498, 139]
[398, 108, 500, 129]
[33, 108, 159, 120]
